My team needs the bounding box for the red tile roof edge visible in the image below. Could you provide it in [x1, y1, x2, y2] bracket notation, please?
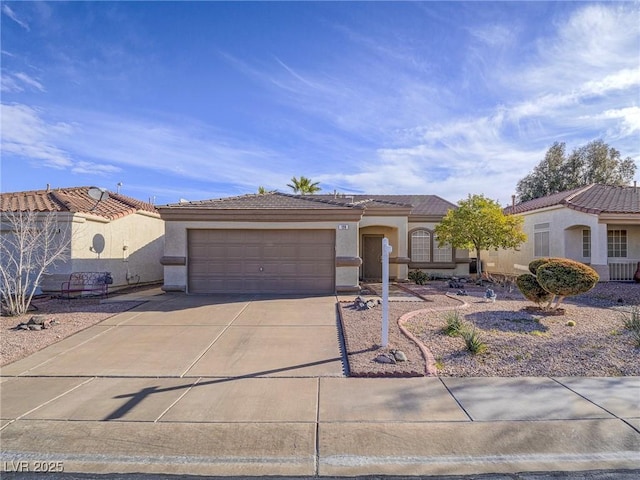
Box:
[0, 187, 159, 220]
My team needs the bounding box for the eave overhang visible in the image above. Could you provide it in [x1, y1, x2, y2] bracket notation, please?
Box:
[599, 213, 640, 225]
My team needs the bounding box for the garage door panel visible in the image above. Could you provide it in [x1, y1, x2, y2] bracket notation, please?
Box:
[188, 229, 335, 294]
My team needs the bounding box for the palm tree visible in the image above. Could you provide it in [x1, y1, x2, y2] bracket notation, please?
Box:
[257, 186, 268, 194]
[287, 176, 321, 195]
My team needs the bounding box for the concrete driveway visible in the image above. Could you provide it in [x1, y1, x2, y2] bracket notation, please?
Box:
[1, 292, 639, 477]
[1, 294, 345, 378]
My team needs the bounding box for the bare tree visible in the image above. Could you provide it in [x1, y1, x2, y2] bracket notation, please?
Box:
[0, 210, 71, 316]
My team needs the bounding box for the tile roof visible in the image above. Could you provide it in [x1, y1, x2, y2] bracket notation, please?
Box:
[1, 187, 158, 220]
[318, 194, 456, 216]
[505, 184, 640, 215]
[162, 192, 456, 216]
[161, 192, 364, 210]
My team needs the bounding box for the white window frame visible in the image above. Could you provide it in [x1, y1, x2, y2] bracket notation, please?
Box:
[534, 223, 550, 257]
[582, 229, 591, 258]
[433, 238, 453, 262]
[608, 229, 627, 258]
[411, 230, 431, 262]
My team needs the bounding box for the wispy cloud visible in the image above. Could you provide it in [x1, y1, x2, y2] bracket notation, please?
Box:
[2, 4, 29, 31]
[0, 102, 296, 193]
[13, 72, 45, 91]
[71, 161, 122, 176]
[377, 5, 637, 195]
[1, 71, 46, 92]
[1, 103, 73, 168]
[1, 2, 637, 205]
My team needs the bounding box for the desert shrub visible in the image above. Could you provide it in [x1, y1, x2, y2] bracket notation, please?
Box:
[536, 259, 599, 304]
[516, 273, 554, 305]
[442, 310, 463, 336]
[461, 327, 487, 354]
[408, 270, 429, 285]
[528, 257, 563, 275]
[622, 307, 640, 347]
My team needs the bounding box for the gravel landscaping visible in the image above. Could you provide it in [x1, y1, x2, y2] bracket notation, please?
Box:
[339, 281, 640, 377]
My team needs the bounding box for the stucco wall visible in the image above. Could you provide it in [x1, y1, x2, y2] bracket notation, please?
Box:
[42, 212, 164, 292]
[162, 220, 360, 293]
[482, 206, 616, 280]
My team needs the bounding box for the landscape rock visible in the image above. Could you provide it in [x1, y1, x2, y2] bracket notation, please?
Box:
[374, 354, 395, 364]
[392, 349, 407, 362]
[28, 315, 47, 325]
[28, 324, 43, 331]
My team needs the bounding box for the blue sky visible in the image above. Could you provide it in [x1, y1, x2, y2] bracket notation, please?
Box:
[1, 1, 638, 206]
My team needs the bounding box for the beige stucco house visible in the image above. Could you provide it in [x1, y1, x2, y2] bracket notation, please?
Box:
[483, 184, 640, 281]
[0, 186, 164, 293]
[158, 192, 469, 294]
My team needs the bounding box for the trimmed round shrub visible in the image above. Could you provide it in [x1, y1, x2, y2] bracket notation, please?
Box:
[528, 257, 564, 275]
[536, 259, 599, 297]
[516, 273, 554, 305]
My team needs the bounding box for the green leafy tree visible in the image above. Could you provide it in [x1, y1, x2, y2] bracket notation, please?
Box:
[434, 194, 526, 277]
[287, 176, 321, 195]
[516, 140, 636, 202]
[516, 142, 567, 201]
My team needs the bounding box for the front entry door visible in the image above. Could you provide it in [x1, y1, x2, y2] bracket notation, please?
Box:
[363, 235, 383, 280]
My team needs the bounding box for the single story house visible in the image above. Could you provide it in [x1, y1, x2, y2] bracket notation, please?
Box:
[0, 186, 164, 293]
[483, 184, 640, 281]
[158, 192, 469, 295]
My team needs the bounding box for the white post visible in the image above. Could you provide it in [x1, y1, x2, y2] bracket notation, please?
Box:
[381, 237, 392, 347]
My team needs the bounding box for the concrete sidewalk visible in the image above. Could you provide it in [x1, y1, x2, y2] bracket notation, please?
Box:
[1, 293, 638, 477]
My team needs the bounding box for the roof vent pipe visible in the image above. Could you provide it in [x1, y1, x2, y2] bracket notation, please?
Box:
[511, 194, 516, 210]
[46, 183, 50, 192]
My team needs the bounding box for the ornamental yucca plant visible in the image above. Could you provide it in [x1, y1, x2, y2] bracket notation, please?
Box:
[622, 307, 640, 347]
[443, 310, 463, 336]
[461, 327, 487, 354]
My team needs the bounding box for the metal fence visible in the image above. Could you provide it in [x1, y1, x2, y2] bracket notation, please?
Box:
[609, 260, 639, 281]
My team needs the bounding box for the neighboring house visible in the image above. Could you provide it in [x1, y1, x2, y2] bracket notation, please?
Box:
[158, 192, 468, 295]
[0, 186, 164, 293]
[483, 184, 640, 281]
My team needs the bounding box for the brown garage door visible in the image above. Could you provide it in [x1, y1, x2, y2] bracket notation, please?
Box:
[188, 229, 335, 294]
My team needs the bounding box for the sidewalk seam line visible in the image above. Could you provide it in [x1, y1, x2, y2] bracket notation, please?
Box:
[551, 377, 622, 420]
[11, 376, 96, 421]
[315, 377, 321, 475]
[14, 327, 118, 376]
[179, 301, 253, 377]
[154, 377, 202, 423]
[438, 377, 474, 421]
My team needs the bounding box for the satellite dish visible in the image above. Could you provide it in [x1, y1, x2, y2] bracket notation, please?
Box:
[179, 198, 189, 203]
[88, 187, 109, 202]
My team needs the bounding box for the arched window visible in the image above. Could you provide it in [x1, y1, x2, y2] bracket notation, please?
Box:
[411, 230, 431, 262]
